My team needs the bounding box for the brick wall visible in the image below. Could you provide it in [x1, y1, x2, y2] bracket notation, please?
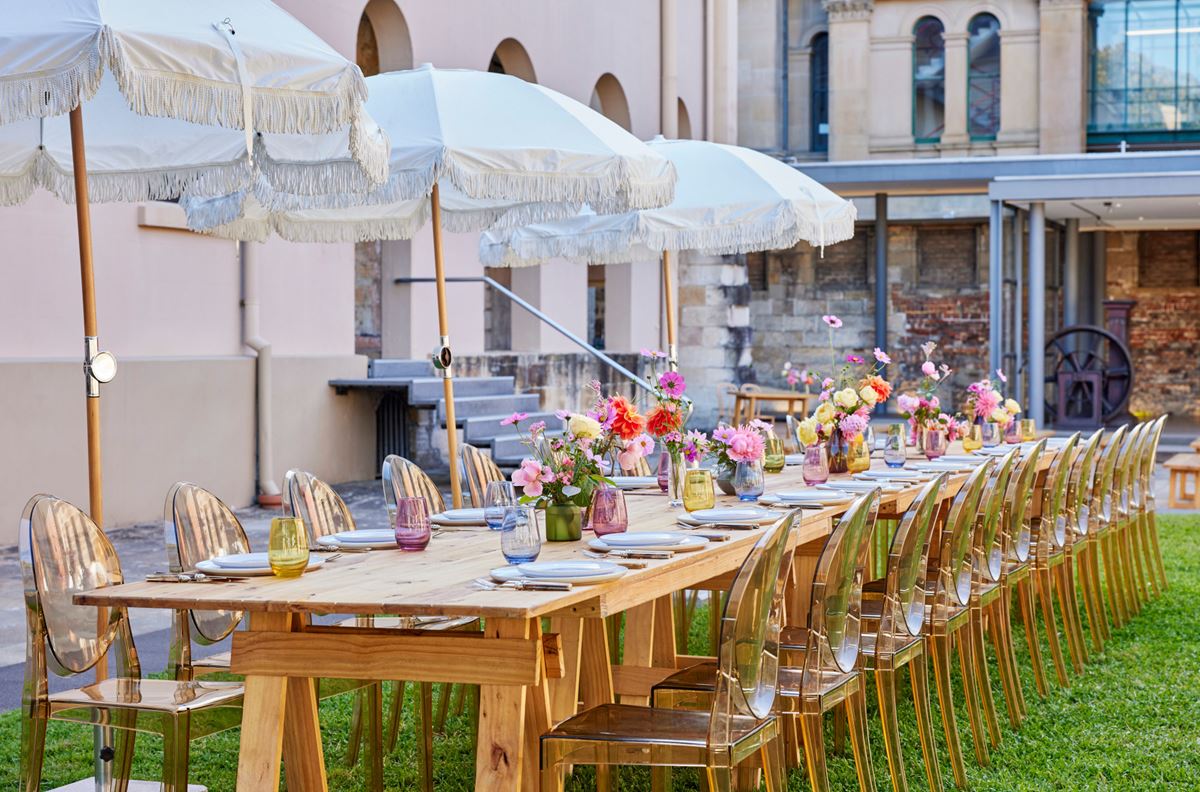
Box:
[1106, 231, 1200, 419]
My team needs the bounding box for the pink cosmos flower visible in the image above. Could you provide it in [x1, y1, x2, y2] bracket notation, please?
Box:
[749, 418, 773, 432]
[921, 361, 939, 379]
[640, 348, 667, 359]
[846, 353, 865, 365]
[529, 421, 546, 434]
[822, 377, 834, 389]
[501, 412, 528, 426]
[818, 390, 831, 402]
[554, 409, 571, 420]
[711, 425, 736, 445]
[511, 459, 550, 497]
[822, 314, 843, 329]
[658, 370, 686, 397]
[873, 348, 892, 365]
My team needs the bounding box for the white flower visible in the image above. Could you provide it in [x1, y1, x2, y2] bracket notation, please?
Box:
[568, 414, 602, 439]
[858, 386, 879, 406]
[833, 388, 859, 410]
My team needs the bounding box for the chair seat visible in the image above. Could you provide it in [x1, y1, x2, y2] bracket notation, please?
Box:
[777, 666, 860, 702]
[50, 678, 243, 715]
[335, 615, 479, 631]
[653, 661, 719, 694]
[780, 625, 808, 651]
[193, 650, 231, 670]
[545, 702, 770, 748]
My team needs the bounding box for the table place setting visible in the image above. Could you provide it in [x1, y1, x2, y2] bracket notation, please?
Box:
[490, 559, 627, 585]
[589, 530, 709, 553]
[819, 480, 906, 493]
[853, 469, 930, 482]
[430, 507, 490, 527]
[676, 506, 778, 530]
[144, 571, 247, 584]
[608, 475, 661, 491]
[194, 551, 326, 578]
[757, 490, 855, 508]
[315, 528, 395, 550]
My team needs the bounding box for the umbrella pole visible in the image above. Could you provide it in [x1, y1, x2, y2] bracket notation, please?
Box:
[662, 250, 678, 371]
[430, 185, 464, 509]
[69, 107, 104, 527]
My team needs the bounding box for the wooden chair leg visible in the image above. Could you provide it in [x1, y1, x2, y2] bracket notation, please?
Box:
[434, 683, 453, 733]
[909, 651, 944, 792]
[874, 667, 909, 792]
[930, 634, 968, 788]
[1036, 568, 1070, 688]
[1017, 577, 1048, 698]
[346, 686, 365, 767]
[800, 711, 831, 792]
[161, 713, 191, 792]
[846, 683, 878, 792]
[969, 610, 1002, 749]
[365, 681, 384, 791]
[954, 628, 990, 767]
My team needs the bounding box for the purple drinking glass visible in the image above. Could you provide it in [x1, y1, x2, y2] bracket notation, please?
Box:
[589, 486, 629, 537]
[802, 443, 830, 486]
[924, 429, 948, 460]
[394, 496, 431, 551]
[656, 452, 670, 492]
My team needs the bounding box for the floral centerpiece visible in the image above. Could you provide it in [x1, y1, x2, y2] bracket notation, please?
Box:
[708, 421, 769, 498]
[806, 314, 893, 472]
[640, 349, 696, 505]
[781, 361, 814, 392]
[964, 369, 1021, 445]
[896, 341, 958, 449]
[508, 413, 610, 540]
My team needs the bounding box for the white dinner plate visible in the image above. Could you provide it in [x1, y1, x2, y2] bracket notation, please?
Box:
[758, 492, 854, 507]
[589, 534, 709, 553]
[430, 508, 488, 526]
[518, 560, 620, 579]
[784, 453, 805, 466]
[491, 563, 625, 585]
[854, 470, 925, 481]
[915, 462, 974, 472]
[207, 552, 272, 569]
[687, 507, 778, 524]
[196, 555, 324, 577]
[939, 455, 984, 464]
[609, 476, 659, 490]
[317, 530, 397, 550]
[599, 532, 690, 548]
[819, 481, 904, 493]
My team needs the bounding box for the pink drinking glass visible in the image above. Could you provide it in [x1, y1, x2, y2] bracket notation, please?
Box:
[802, 443, 830, 486]
[924, 429, 948, 460]
[394, 496, 431, 551]
[589, 486, 629, 537]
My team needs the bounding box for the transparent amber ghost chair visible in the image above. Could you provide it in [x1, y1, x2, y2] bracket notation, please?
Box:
[20, 494, 242, 792]
[1121, 420, 1162, 607]
[967, 446, 1023, 748]
[860, 475, 947, 792]
[284, 469, 477, 792]
[542, 512, 796, 792]
[1134, 416, 1169, 596]
[1111, 423, 1147, 622]
[460, 443, 506, 508]
[927, 459, 994, 783]
[383, 454, 447, 518]
[1065, 429, 1107, 654]
[1029, 434, 1087, 681]
[1091, 424, 1130, 628]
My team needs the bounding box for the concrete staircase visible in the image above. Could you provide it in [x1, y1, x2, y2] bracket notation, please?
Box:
[369, 359, 560, 468]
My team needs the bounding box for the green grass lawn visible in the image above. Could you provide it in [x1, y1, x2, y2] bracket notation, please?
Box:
[4, 515, 1198, 790]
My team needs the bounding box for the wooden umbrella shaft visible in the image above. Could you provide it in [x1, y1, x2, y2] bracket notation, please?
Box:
[430, 185, 464, 509]
[69, 106, 104, 527]
[662, 250, 678, 371]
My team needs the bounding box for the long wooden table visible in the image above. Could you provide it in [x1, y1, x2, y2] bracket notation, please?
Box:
[733, 387, 816, 423]
[78, 448, 1019, 791]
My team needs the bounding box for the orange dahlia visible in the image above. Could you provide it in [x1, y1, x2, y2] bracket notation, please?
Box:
[864, 375, 892, 403]
[609, 396, 646, 441]
[646, 403, 684, 437]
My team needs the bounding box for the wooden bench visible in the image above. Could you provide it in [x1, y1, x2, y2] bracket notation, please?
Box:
[1165, 453, 1200, 509]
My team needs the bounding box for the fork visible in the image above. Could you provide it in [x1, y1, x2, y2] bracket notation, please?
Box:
[472, 577, 572, 591]
[582, 550, 649, 568]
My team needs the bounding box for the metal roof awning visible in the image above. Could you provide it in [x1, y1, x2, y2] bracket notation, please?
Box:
[988, 171, 1200, 230]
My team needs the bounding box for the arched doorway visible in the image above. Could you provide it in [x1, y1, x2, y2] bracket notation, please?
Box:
[589, 73, 632, 131]
[488, 38, 537, 83]
[677, 98, 693, 139]
[355, 2, 413, 357]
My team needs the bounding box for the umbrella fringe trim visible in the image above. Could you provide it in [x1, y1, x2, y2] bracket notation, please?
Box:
[0, 36, 105, 124]
[101, 27, 369, 136]
[480, 201, 858, 267]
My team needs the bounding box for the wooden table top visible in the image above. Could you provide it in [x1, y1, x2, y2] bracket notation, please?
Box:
[737, 388, 815, 401]
[78, 448, 1014, 621]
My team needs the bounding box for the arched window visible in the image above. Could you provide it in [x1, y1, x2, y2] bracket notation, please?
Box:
[968, 13, 1001, 139]
[589, 73, 632, 131]
[912, 17, 945, 143]
[488, 38, 537, 83]
[810, 32, 829, 152]
[677, 98, 693, 139]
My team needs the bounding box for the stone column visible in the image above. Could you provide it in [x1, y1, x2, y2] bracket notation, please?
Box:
[677, 252, 752, 426]
[712, 0, 738, 144]
[824, 0, 873, 161]
[1038, 0, 1088, 153]
[1063, 218, 1081, 326]
[509, 261, 589, 354]
[661, 0, 679, 138]
[942, 32, 970, 149]
[604, 262, 662, 352]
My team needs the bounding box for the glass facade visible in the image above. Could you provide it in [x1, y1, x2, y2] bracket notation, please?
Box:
[913, 17, 946, 142]
[968, 14, 1002, 138]
[1089, 0, 1200, 143]
[810, 33, 829, 152]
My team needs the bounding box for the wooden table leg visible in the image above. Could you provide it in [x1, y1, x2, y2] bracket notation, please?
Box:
[547, 617, 583, 723]
[579, 616, 614, 709]
[621, 601, 656, 705]
[524, 620, 554, 792]
[652, 595, 677, 670]
[235, 612, 291, 792]
[476, 617, 532, 792]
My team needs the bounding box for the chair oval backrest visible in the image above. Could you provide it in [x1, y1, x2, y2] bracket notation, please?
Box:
[1094, 424, 1128, 525]
[1113, 423, 1144, 516]
[707, 511, 795, 747]
[1136, 416, 1166, 507]
[1037, 433, 1080, 555]
[20, 495, 125, 676]
[976, 448, 1021, 582]
[461, 444, 505, 508]
[382, 454, 446, 519]
[1006, 440, 1046, 564]
[284, 469, 356, 540]
[879, 474, 947, 648]
[164, 482, 248, 644]
[935, 459, 994, 610]
[1067, 429, 1103, 538]
[804, 489, 881, 678]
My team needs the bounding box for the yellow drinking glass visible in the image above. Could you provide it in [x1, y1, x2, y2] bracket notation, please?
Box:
[847, 433, 871, 473]
[268, 516, 309, 578]
[962, 424, 983, 452]
[683, 469, 716, 512]
[763, 435, 786, 474]
[1020, 418, 1037, 442]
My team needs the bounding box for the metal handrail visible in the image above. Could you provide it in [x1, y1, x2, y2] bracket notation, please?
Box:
[394, 276, 653, 393]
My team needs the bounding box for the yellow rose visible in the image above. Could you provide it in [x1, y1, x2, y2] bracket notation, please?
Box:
[858, 386, 879, 407]
[797, 417, 818, 447]
[1005, 398, 1021, 415]
[814, 401, 835, 424]
[568, 414, 602, 439]
[833, 387, 859, 410]
[989, 407, 1009, 424]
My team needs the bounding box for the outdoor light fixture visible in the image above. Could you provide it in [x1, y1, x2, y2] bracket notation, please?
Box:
[432, 337, 453, 378]
[84, 337, 117, 397]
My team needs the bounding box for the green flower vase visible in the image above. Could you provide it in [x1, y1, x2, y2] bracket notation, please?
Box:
[544, 503, 583, 542]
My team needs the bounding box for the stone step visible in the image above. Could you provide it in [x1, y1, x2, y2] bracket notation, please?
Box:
[463, 412, 563, 444]
[409, 376, 516, 405]
[490, 432, 562, 467]
[370, 359, 432, 379]
[438, 393, 541, 423]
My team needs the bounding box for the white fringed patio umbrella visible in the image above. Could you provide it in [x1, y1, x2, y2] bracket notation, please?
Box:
[0, 0, 386, 525]
[184, 65, 678, 509]
[479, 137, 857, 368]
